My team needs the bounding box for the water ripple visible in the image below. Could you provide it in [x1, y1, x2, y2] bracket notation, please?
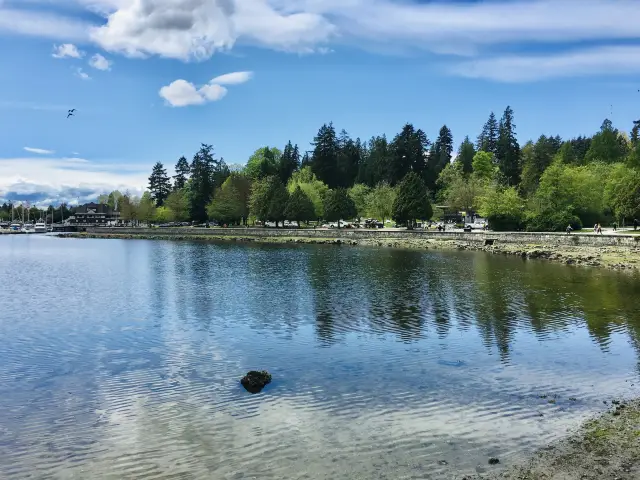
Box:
[0, 236, 639, 478]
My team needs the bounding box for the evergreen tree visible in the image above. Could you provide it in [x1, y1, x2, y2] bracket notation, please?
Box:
[429, 125, 454, 192]
[189, 144, 219, 222]
[390, 123, 429, 186]
[495, 106, 521, 186]
[360, 135, 392, 187]
[457, 136, 476, 175]
[267, 180, 289, 227]
[284, 186, 316, 226]
[520, 135, 562, 195]
[173, 156, 190, 190]
[336, 130, 362, 188]
[392, 172, 432, 229]
[278, 141, 300, 184]
[311, 123, 340, 188]
[631, 123, 639, 148]
[323, 188, 357, 228]
[477, 112, 499, 154]
[148, 162, 172, 207]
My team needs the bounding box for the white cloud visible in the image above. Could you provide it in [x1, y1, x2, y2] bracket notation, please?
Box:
[61, 0, 640, 61]
[451, 45, 640, 83]
[24, 147, 55, 155]
[2, 0, 640, 81]
[0, 7, 89, 41]
[88, 53, 112, 70]
[210, 71, 253, 85]
[52, 43, 84, 58]
[76, 67, 91, 80]
[158, 71, 252, 107]
[0, 156, 148, 205]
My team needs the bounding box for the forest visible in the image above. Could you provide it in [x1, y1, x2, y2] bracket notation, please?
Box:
[3, 106, 638, 231]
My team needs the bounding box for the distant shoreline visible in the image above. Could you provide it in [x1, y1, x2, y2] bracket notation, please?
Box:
[59, 227, 640, 272]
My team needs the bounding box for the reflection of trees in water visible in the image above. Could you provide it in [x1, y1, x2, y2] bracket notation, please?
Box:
[155, 242, 640, 359]
[304, 247, 640, 360]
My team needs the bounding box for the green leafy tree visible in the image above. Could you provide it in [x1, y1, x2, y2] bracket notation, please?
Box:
[456, 136, 476, 175]
[365, 183, 397, 224]
[347, 184, 370, 220]
[284, 186, 315, 226]
[323, 188, 357, 228]
[250, 176, 289, 227]
[496, 106, 521, 186]
[478, 187, 525, 231]
[154, 206, 171, 223]
[477, 112, 499, 154]
[472, 151, 496, 181]
[310, 122, 340, 188]
[585, 119, 628, 163]
[438, 165, 486, 214]
[392, 172, 433, 229]
[173, 156, 191, 190]
[526, 161, 608, 231]
[148, 162, 172, 206]
[164, 189, 190, 222]
[287, 166, 329, 220]
[245, 147, 281, 181]
[604, 164, 640, 223]
[207, 183, 244, 225]
[137, 192, 156, 225]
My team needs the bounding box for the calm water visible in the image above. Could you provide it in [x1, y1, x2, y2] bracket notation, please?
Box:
[1, 235, 640, 479]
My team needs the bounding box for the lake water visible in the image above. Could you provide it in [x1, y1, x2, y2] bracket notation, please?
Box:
[1, 235, 640, 479]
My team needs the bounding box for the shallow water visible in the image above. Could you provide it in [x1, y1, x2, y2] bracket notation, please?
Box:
[1, 235, 639, 479]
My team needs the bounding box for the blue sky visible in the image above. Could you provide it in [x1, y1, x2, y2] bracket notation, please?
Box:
[0, 0, 639, 205]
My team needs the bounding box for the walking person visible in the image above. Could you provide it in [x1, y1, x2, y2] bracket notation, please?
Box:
[597, 223, 602, 234]
[566, 224, 573, 235]
[635, 219, 639, 231]
[613, 221, 617, 232]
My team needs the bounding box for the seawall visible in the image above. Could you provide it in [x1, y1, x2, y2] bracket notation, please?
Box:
[85, 227, 640, 248]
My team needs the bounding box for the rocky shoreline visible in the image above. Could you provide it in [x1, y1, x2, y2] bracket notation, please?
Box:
[61, 232, 640, 272]
[468, 399, 640, 480]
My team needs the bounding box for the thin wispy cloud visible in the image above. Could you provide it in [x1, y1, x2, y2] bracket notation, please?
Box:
[451, 45, 640, 83]
[24, 147, 55, 155]
[0, 156, 149, 205]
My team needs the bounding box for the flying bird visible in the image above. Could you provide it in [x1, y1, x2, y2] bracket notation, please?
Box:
[67, 109, 76, 118]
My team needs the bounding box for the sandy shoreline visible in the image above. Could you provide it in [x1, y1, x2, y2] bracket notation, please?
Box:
[468, 399, 640, 480]
[60, 231, 640, 272]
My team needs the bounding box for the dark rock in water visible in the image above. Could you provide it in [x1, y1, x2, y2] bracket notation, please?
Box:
[488, 457, 500, 465]
[241, 370, 272, 393]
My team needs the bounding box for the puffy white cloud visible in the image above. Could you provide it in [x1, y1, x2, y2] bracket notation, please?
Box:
[52, 43, 84, 58]
[75, 67, 91, 80]
[87, 0, 334, 60]
[24, 147, 55, 155]
[210, 71, 253, 85]
[451, 45, 640, 83]
[159, 71, 252, 107]
[88, 53, 112, 70]
[0, 156, 148, 206]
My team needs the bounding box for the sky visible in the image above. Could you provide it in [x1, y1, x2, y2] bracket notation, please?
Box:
[0, 0, 639, 205]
